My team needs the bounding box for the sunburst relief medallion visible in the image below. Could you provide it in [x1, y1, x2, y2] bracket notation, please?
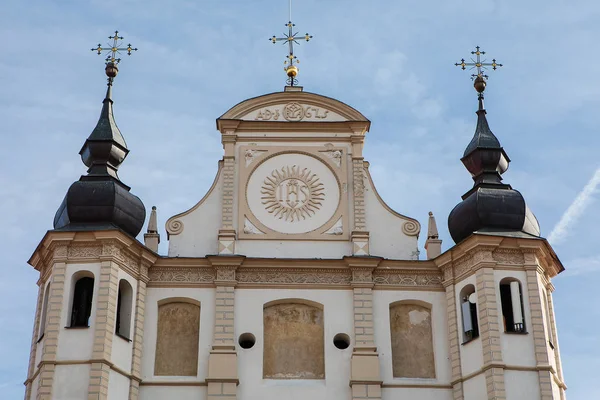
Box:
[261, 165, 325, 222]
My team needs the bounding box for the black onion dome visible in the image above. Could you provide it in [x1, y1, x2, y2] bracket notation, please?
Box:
[448, 99, 540, 244]
[53, 82, 145, 237]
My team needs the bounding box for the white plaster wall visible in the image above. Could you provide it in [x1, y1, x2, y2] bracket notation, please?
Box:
[52, 364, 90, 400]
[167, 168, 222, 257]
[504, 370, 541, 400]
[462, 374, 487, 400]
[142, 287, 215, 382]
[56, 262, 101, 361]
[382, 388, 452, 400]
[364, 176, 419, 260]
[373, 290, 450, 385]
[494, 270, 536, 367]
[455, 275, 483, 376]
[139, 386, 205, 400]
[111, 269, 138, 372]
[235, 288, 353, 400]
[236, 240, 352, 258]
[107, 369, 131, 400]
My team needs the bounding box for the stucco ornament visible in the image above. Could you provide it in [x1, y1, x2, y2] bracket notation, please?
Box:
[261, 165, 325, 222]
[247, 153, 340, 234]
[283, 102, 305, 121]
[402, 220, 420, 236]
[166, 219, 184, 235]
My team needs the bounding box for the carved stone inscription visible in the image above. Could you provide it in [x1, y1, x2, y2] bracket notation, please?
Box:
[263, 303, 325, 379]
[154, 302, 200, 376]
[261, 165, 325, 222]
[389, 303, 435, 378]
[254, 102, 331, 121]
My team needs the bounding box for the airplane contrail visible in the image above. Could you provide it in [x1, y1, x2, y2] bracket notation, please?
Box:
[548, 167, 600, 245]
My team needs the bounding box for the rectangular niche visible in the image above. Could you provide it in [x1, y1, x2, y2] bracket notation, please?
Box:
[263, 301, 325, 379]
[154, 299, 200, 376]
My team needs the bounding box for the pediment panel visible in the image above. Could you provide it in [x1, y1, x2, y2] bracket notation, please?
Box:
[238, 146, 349, 240]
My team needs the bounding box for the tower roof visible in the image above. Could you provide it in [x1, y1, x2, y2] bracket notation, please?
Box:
[53, 58, 145, 238]
[448, 71, 540, 244]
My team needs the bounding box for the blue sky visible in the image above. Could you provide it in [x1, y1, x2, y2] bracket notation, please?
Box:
[1, 0, 597, 398]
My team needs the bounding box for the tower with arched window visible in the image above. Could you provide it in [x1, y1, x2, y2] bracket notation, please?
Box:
[23, 41, 566, 400]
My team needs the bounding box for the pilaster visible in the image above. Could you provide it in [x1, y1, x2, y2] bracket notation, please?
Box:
[87, 259, 120, 400]
[524, 262, 554, 400]
[37, 257, 67, 400]
[128, 264, 149, 400]
[24, 284, 43, 400]
[443, 271, 464, 400]
[219, 146, 237, 254]
[347, 258, 382, 400]
[475, 267, 505, 400]
[545, 285, 566, 399]
[206, 256, 244, 400]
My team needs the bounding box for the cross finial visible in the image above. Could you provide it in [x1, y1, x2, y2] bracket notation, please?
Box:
[91, 30, 138, 85]
[455, 46, 502, 106]
[269, 2, 312, 87]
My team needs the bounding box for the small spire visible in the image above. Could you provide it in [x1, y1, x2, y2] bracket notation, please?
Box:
[425, 212, 442, 259]
[147, 206, 158, 233]
[427, 211, 439, 239]
[144, 206, 160, 252]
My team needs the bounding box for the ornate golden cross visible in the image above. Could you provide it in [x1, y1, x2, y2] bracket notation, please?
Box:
[270, 21, 312, 86]
[455, 46, 502, 79]
[91, 30, 137, 65]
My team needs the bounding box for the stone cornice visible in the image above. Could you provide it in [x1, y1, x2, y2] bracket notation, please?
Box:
[28, 230, 158, 283]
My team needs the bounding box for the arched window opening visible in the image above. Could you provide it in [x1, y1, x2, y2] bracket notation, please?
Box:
[116, 280, 134, 339]
[389, 301, 435, 378]
[499, 278, 526, 333]
[70, 275, 94, 328]
[263, 300, 325, 379]
[460, 284, 479, 342]
[154, 299, 200, 376]
[38, 283, 51, 339]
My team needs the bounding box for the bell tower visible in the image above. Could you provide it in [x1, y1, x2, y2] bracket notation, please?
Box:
[24, 32, 157, 400]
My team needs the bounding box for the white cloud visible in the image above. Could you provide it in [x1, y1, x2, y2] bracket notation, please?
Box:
[548, 168, 600, 245]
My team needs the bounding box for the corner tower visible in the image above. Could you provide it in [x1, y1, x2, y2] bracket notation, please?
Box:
[436, 48, 566, 400]
[24, 33, 157, 400]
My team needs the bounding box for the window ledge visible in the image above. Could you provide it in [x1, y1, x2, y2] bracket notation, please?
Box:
[461, 337, 479, 346]
[115, 332, 132, 342]
[504, 331, 528, 335]
[65, 325, 90, 330]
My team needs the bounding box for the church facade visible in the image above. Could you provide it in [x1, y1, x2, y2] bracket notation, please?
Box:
[23, 58, 566, 399]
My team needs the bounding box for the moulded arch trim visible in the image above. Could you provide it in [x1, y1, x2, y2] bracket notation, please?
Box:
[459, 283, 476, 298]
[263, 298, 324, 310]
[389, 299, 433, 310]
[218, 91, 370, 122]
[499, 276, 523, 285]
[71, 270, 95, 281]
[364, 165, 421, 236]
[157, 297, 201, 307]
[165, 161, 223, 237]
